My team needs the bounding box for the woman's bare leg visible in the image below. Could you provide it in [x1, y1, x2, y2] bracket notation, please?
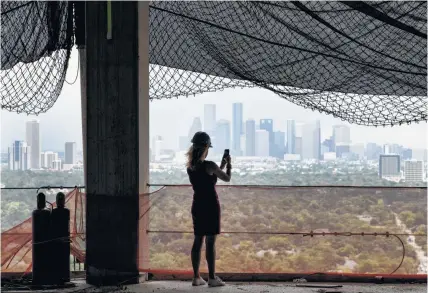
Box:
[205, 235, 217, 279]
[191, 236, 204, 278]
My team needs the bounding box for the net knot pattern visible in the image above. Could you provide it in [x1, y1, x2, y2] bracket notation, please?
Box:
[1, 1, 73, 115]
[2, 1, 427, 126]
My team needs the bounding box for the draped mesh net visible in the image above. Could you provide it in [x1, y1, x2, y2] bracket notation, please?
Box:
[2, 186, 427, 277]
[1, 189, 85, 274]
[1, 1, 73, 115]
[1, 1, 427, 126]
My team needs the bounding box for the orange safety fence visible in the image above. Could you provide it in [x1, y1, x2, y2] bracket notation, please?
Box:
[2, 185, 427, 279]
[1, 188, 86, 273]
[138, 186, 427, 278]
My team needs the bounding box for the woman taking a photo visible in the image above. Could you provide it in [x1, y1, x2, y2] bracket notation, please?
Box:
[186, 131, 232, 287]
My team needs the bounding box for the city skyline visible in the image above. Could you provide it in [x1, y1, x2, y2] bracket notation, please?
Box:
[1, 50, 426, 153]
[3, 110, 426, 156]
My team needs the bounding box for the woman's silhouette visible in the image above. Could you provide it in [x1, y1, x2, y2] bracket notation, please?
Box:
[186, 131, 231, 287]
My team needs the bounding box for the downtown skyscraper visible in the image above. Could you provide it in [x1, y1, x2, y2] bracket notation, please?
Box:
[216, 120, 230, 154]
[232, 103, 243, 155]
[286, 120, 296, 154]
[26, 120, 40, 169]
[204, 104, 216, 137]
[260, 119, 274, 156]
[8, 141, 31, 170]
[302, 120, 321, 160]
[245, 119, 256, 156]
[65, 142, 77, 164]
[333, 125, 351, 158]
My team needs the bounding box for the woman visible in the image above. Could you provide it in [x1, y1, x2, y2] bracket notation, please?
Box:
[186, 131, 232, 287]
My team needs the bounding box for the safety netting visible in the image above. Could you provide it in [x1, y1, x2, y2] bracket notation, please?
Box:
[1, 188, 85, 274]
[1, 1, 427, 126]
[2, 186, 427, 278]
[1, 1, 73, 115]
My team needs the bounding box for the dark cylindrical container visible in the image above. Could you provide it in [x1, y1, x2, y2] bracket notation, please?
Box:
[32, 193, 52, 285]
[51, 192, 70, 284]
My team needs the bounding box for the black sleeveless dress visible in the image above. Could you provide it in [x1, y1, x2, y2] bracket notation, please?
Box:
[187, 161, 221, 236]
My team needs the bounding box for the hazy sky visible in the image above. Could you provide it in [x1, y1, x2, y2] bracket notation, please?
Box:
[1, 49, 427, 152]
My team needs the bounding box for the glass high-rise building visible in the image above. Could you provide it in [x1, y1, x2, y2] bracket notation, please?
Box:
[65, 142, 77, 164]
[366, 142, 382, 161]
[379, 154, 400, 178]
[245, 119, 256, 156]
[260, 119, 274, 156]
[302, 120, 321, 160]
[286, 120, 296, 154]
[26, 120, 40, 169]
[8, 141, 31, 170]
[204, 104, 216, 137]
[333, 125, 351, 158]
[215, 120, 230, 154]
[232, 103, 243, 155]
[273, 131, 285, 159]
[255, 130, 269, 157]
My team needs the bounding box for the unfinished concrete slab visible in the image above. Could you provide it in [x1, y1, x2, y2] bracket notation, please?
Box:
[3, 280, 427, 293]
[127, 281, 426, 293]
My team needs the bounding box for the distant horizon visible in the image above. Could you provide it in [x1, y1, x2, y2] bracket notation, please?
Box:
[1, 116, 427, 154]
[1, 50, 427, 152]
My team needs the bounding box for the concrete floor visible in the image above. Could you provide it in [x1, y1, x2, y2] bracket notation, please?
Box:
[126, 281, 427, 293]
[4, 281, 426, 293]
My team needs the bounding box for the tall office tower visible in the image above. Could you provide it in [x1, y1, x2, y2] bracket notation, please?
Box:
[295, 137, 303, 158]
[273, 131, 285, 159]
[302, 120, 321, 160]
[366, 142, 382, 161]
[204, 104, 216, 136]
[245, 119, 256, 156]
[215, 120, 231, 154]
[286, 120, 296, 154]
[379, 154, 400, 178]
[255, 130, 269, 157]
[260, 119, 274, 156]
[232, 103, 243, 155]
[8, 141, 31, 170]
[26, 120, 41, 169]
[333, 125, 351, 158]
[65, 142, 77, 164]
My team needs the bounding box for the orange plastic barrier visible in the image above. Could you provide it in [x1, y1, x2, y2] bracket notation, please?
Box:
[2, 186, 427, 278]
[1, 189, 85, 273]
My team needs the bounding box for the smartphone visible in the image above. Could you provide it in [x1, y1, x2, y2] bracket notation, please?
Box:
[221, 149, 229, 161]
[223, 149, 230, 158]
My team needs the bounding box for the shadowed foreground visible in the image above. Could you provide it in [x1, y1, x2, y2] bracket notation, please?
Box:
[4, 281, 427, 293]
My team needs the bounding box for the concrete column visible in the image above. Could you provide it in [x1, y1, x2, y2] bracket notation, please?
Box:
[137, 1, 150, 272]
[84, 1, 149, 285]
[79, 48, 87, 188]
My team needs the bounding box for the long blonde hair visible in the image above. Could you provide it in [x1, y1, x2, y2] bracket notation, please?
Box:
[186, 145, 207, 169]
